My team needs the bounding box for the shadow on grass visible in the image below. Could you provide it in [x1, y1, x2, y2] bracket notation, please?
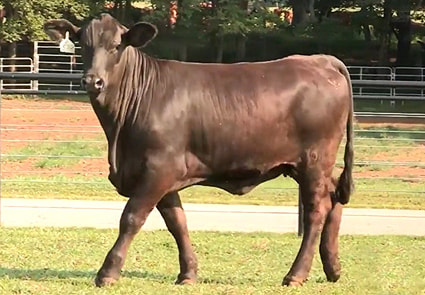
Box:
[0, 268, 333, 287]
[0, 267, 173, 282]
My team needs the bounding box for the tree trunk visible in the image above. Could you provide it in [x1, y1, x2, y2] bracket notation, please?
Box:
[362, 25, 372, 42]
[113, 0, 127, 22]
[290, 0, 315, 26]
[215, 35, 224, 63]
[240, 0, 248, 12]
[261, 37, 267, 60]
[392, 12, 412, 66]
[8, 42, 17, 72]
[178, 43, 188, 61]
[418, 40, 425, 67]
[124, 0, 132, 24]
[360, 5, 372, 42]
[236, 35, 246, 61]
[378, 0, 391, 65]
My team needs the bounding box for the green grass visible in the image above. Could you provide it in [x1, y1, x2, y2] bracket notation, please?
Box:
[2, 175, 425, 209]
[355, 99, 425, 113]
[0, 228, 424, 294]
[4, 139, 106, 168]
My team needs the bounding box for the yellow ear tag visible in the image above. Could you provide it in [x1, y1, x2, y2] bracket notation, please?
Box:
[59, 31, 75, 54]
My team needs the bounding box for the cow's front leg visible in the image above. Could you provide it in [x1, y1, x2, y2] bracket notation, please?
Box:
[156, 191, 198, 284]
[95, 190, 162, 287]
[282, 169, 332, 286]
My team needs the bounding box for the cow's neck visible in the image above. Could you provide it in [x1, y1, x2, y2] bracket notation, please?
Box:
[94, 48, 161, 175]
[105, 48, 160, 127]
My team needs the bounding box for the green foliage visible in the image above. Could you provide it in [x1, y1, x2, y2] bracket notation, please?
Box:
[0, 0, 104, 42]
[146, 0, 282, 40]
[147, 0, 204, 35]
[2, 0, 422, 64]
[209, 0, 283, 36]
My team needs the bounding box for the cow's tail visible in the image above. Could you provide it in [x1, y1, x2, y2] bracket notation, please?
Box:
[332, 56, 354, 205]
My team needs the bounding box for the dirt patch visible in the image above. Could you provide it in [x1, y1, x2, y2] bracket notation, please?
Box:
[354, 166, 425, 179]
[1, 158, 109, 178]
[1, 98, 107, 177]
[357, 122, 425, 130]
[370, 147, 425, 163]
[1, 98, 102, 152]
[1, 97, 425, 179]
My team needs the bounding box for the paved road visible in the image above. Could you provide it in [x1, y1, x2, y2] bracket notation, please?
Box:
[1, 198, 425, 236]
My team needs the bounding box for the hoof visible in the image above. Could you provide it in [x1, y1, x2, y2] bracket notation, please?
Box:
[176, 278, 196, 285]
[175, 273, 197, 285]
[95, 275, 118, 287]
[325, 271, 340, 282]
[323, 262, 341, 282]
[282, 275, 305, 287]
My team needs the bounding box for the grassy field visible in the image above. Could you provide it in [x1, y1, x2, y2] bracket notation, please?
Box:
[0, 228, 424, 295]
[2, 126, 425, 209]
[354, 99, 425, 113]
[2, 176, 425, 209]
[1, 96, 425, 209]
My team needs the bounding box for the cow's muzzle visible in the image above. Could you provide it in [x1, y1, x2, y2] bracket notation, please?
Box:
[82, 74, 105, 93]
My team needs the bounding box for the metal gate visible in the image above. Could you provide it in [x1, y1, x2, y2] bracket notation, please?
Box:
[34, 41, 83, 91]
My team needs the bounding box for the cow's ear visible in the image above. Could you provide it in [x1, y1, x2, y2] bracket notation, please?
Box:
[122, 22, 157, 48]
[43, 19, 81, 42]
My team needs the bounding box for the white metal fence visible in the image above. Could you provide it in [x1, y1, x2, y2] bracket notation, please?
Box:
[348, 66, 425, 98]
[35, 41, 83, 91]
[0, 57, 35, 90]
[1, 41, 425, 99]
[0, 41, 83, 92]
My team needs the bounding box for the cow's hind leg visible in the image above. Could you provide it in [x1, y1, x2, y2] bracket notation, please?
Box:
[319, 194, 343, 282]
[282, 158, 333, 286]
[156, 191, 198, 284]
[95, 189, 163, 287]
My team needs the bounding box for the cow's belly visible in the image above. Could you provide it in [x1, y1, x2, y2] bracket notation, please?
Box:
[197, 162, 298, 195]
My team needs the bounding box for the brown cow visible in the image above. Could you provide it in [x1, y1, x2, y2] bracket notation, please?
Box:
[44, 13, 354, 287]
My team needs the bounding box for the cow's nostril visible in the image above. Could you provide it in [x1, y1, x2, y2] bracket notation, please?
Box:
[95, 78, 104, 90]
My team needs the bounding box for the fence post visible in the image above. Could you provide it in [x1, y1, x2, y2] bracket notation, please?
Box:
[69, 55, 73, 91]
[0, 58, 3, 90]
[33, 41, 39, 90]
[297, 188, 303, 237]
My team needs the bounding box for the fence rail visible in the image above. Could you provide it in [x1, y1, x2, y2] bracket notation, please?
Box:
[2, 71, 425, 99]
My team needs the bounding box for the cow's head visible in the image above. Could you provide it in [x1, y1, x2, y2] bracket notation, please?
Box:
[44, 13, 157, 94]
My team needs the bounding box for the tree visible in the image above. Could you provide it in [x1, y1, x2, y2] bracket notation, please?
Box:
[147, 0, 204, 61]
[0, 0, 105, 70]
[374, 0, 425, 66]
[203, 0, 282, 62]
[289, 0, 316, 26]
[0, 0, 104, 43]
[313, 0, 425, 65]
